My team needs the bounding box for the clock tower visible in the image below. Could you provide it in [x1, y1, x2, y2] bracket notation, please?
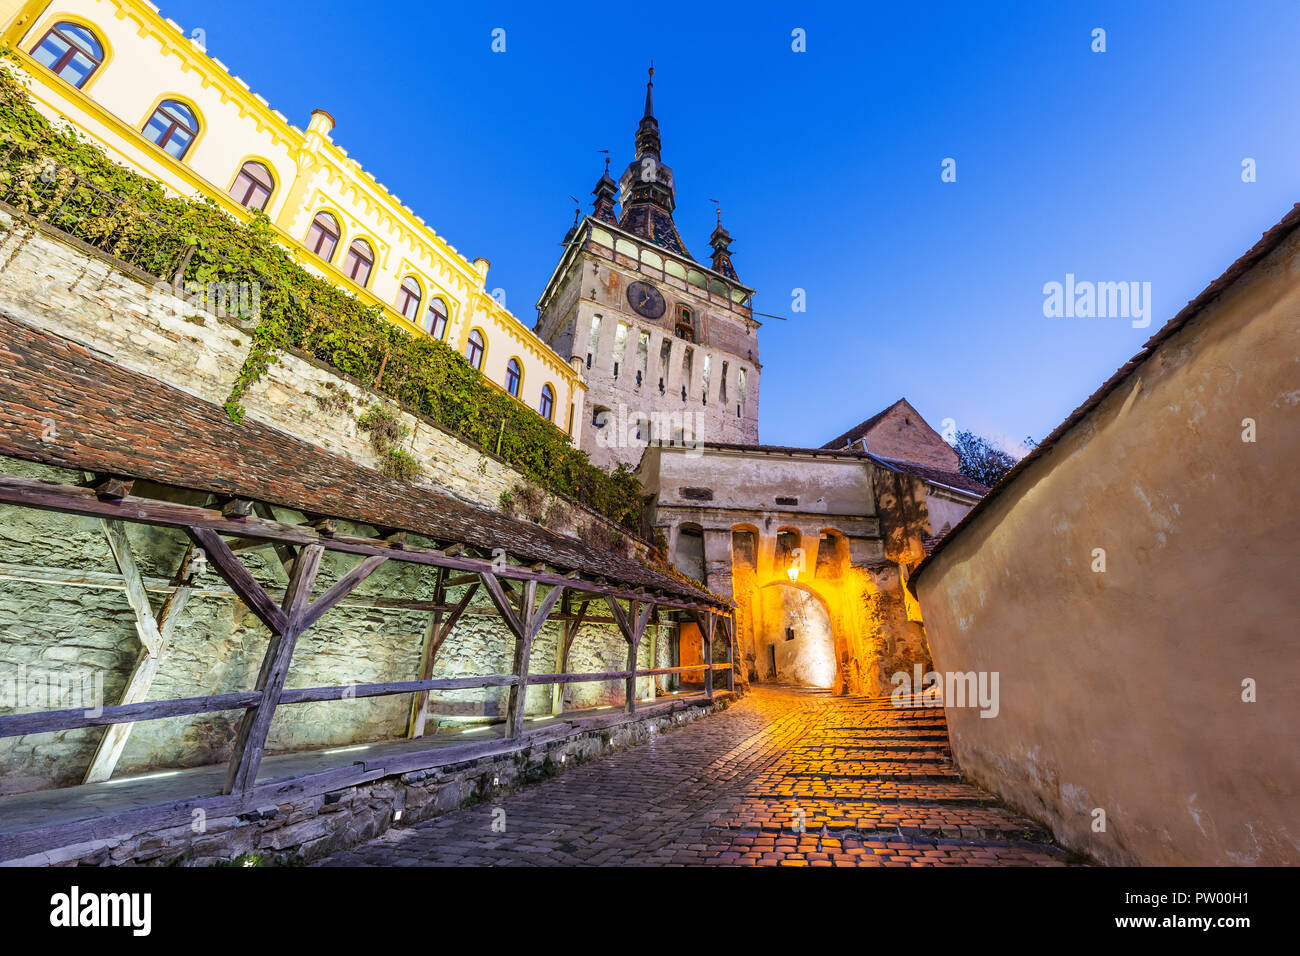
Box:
[534, 68, 761, 472]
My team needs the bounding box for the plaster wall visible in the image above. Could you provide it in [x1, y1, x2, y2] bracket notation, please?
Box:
[914, 228, 1300, 866]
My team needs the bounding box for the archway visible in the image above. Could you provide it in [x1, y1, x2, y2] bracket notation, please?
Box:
[753, 581, 837, 688]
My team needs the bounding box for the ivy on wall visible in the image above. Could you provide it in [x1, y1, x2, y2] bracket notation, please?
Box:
[0, 61, 647, 532]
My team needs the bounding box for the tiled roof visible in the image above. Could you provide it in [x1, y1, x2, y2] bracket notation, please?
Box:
[619, 205, 694, 260]
[0, 316, 719, 605]
[699, 441, 869, 459]
[820, 398, 909, 450]
[870, 455, 990, 497]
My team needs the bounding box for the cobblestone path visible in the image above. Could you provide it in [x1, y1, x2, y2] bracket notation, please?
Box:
[316, 686, 1070, 866]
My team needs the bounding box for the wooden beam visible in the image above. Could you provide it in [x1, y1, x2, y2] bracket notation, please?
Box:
[221, 498, 255, 518]
[502, 578, 536, 739]
[252, 501, 298, 574]
[282, 674, 519, 704]
[0, 475, 727, 612]
[605, 597, 656, 713]
[408, 569, 481, 739]
[719, 615, 736, 694]
[479, 571, 525, 639]
[83, 544, 198, 783]
[298, 554, 388, 632]
[0, 691, 262, 737]
[99, 519, 163, 657]
[91, 476, 135, 500]
[222, 544, 324, 794]
[552, 596, 590, 715]
[186, 527, 287, 635]
[486, 578, 567, 739]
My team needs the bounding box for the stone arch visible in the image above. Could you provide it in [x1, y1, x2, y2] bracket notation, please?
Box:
[815, 528, 850, 580]
[673, 522, 705, 583]
[753, 579, 839, 687]
[729, 523, 759, 572]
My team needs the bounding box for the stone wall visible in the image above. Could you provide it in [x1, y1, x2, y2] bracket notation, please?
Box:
[0, 212, 672, 794]
[912, 222, 1300, 866]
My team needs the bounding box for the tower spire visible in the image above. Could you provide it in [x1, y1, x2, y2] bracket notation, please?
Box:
[617, 67, 692, 259]
[590, 151, 619, 226]
[709, 206, 739, 281]
[634, 62, 662, 161]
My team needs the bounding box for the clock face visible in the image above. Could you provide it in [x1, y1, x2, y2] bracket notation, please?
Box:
[626, 280, 666, 319]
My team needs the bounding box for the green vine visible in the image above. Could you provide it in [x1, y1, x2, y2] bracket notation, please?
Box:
[0, 61, 647, 532]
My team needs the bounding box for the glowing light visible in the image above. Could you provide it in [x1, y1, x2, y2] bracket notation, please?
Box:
[323, 744, 370, 755]
[787, 564, 799, 582]
[103, 770, 181, 785]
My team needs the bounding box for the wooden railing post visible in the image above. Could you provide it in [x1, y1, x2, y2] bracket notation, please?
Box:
[201, 534, 323, 795]
[722, 614, 735, 694]
[606, 595, 654, 713]
[693, 610, 716, 701]
[482, 572, 565, 739]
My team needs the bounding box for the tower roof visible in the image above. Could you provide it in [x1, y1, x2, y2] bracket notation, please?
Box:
[617, 66, 693, 259]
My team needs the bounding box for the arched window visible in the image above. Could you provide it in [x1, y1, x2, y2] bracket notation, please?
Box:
[539, 384, 554, 421]
[426, 297, 448, 339]
[143, 99, 199, 160]
[342, 239, 373, 286]
[466, 329, 485, 370]
[229, 161, 274, 211]
[396, 276, 422, 321]
[305, 212, 340, 261]
[31, 22, 103, 88]
[505, 358, 522, 397]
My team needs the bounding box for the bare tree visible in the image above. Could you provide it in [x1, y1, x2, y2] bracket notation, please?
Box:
[953, 429, 1020, 487]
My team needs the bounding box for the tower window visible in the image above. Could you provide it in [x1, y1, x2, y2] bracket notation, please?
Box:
[636, 331, 650, 387]
[613, 322, 628, 379]
[539, 384, 555, 421]
[143, 99, 199, 160]
[587, 314, 602, 369]
[505, 358, 522, 397]
[674, 305, 695, 342]
[31, 22, 104, 89]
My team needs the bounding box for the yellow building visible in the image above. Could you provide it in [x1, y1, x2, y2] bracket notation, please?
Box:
[0, 0, 586, 437]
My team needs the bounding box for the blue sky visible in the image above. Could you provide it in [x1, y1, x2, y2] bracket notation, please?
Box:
[161, 0, 1300, 452]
